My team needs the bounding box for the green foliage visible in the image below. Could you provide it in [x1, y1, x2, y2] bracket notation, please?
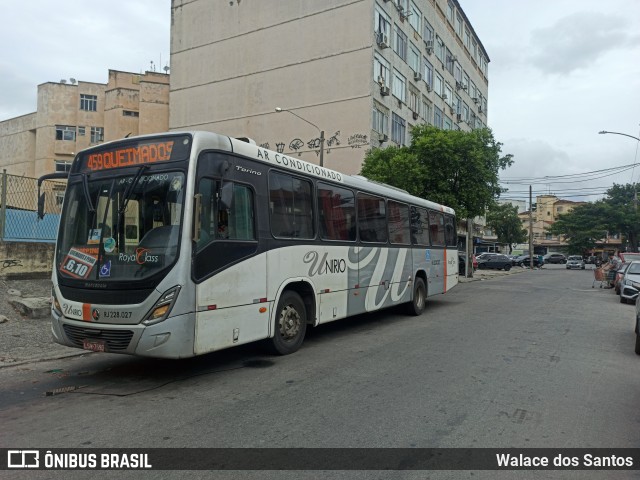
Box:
[360, 126, 512, 219]
[547, 202, 608, 253]
[486, 203, 528, 251]
[546, 183, 640, 253]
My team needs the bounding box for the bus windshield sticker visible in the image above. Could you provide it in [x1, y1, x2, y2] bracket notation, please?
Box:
[60, 248, 98, 279]
[87, 228, 102, 244]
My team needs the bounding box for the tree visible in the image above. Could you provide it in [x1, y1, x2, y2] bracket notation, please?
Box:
[361, 126, 513, 220]
[486, 203, 528, 253]
[546, 202, 608, 254]
[546, 183, 640, 253]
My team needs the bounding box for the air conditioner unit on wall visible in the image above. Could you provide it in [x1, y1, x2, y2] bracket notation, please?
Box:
[380, 85, 390, 96]
[426, 84, 433, 92]
[414, 71, 422, 81]
[456, 113, 462, 122]
[376, 32, 389, 49]
[425, 40, 434, 54]
[378, 133, 388, 142]
[412, 111, 419, 120]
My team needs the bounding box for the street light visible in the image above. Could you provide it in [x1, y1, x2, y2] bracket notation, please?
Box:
[598, 130, 640, 142]
[275, 107, 325, 167]
[599, 129, 640, 241]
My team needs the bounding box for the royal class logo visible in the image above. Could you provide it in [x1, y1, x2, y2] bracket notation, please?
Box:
[118, 248, 159, 265]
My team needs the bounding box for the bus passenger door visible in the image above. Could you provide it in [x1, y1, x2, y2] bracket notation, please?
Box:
[192, 153, 267, 354]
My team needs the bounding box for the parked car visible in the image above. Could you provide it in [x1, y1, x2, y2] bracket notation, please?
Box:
[620, 261, 640, 304]
[515, 255, 543, 267]
[615, 262, 631, 295]
[457, 253, 478, 276]
[544, 253, 567, 264]
[475, 252, 497, 262]
[477, 254, 512, 271]
[566, 255, 585, 270]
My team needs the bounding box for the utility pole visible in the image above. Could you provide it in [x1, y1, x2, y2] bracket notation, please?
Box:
[529, 185, 534, 270]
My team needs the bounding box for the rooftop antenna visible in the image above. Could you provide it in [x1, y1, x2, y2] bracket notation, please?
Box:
[69, 78, 77, 84]
[163, 64, 170, 74]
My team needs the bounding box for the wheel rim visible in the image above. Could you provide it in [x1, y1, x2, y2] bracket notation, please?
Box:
[278, 304, 301, 341]
[415, 285, 425, 309]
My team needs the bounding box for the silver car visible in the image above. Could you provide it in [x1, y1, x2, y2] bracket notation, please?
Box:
[566, 255, 585, 270]
[621, 261, 640, 304]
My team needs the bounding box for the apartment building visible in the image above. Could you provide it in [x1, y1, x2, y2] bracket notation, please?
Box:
[170, 0, 489, 175]
[0, 70, 169, 179]
[518, 195, 586, 250]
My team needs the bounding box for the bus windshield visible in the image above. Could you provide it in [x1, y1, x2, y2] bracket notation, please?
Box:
[56, 170, 185, 282]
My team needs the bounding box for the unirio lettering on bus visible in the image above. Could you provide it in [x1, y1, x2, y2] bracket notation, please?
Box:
[86, 141, 174, 171]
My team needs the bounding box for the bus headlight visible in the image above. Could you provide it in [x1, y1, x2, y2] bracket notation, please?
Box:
[51, 288, 62, 316]
[142, 286, 181, 326]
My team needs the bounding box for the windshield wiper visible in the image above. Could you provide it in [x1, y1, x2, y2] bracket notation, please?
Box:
[82, 174, 96, 213]
[118, 165, 148, 215]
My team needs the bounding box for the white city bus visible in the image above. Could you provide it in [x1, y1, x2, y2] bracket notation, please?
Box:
[40, 131, 458, 358]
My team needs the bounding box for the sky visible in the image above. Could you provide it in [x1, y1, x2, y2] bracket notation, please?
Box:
[1, 0, 639, 205]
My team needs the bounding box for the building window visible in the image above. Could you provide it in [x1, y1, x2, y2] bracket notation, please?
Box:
[90, 126, 104, 143]
[55, 160, 72, 173]
[464, 27, 471, 51]
[392, 69, 406, 103]
[375, 7, 391, 38]
[434, 106, 443, 129]
[409, 89, 419, 114]
[55, 192, 65, 207]
[445, 48, 455, 75]
[434, 72, 443, 97]
[423, 58, 433, 89]
[422, 96, 432, 124]
[409, 43, 420, 74]
[447, 1, 454, 23]
[463, 102, 469, 122]
[444, 83, 453, 105]
[443, 116, 452, 130]
[409, 2, 421, 33]
[435, 36, 445, 64]
[55, 125, 76, 141]
[388, 201, 410, 245]
[423, 19, 433, 42]
[123, 110, 139, 117]
[394, 24, 408, 61]
[80, 94, 97, 112]
[78, 126, 85, 136]
[374, 54, 390, 85]
[373, 104, 389, 134]
[455, 13, 463, 37]
[391, 113, 406, 145]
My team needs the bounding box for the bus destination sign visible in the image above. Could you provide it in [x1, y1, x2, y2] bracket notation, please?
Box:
[85, 141, 174, 171]
[75, 135, 192, 173]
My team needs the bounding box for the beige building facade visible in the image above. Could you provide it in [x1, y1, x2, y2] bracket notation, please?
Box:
[0, 70, 170, 178]
[518, 195, 585, 250]
[170, 0, 490, 175]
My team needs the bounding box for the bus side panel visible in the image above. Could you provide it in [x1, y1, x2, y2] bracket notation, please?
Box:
[446, 249, 459, 292]
[267, 245, 355, 325]
[353, 246, 413, 313]
[194, 253, 268, 354]
[421, 247, 446, 296]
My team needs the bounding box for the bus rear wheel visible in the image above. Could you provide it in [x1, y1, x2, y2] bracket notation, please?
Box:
[268, 291, 307, 355]
[406, 277, 427, 316]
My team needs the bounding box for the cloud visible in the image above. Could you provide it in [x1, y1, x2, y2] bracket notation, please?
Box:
[529, 12, 632, 74]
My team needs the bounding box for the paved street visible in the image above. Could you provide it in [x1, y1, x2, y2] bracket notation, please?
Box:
[1, 264, 639, 479]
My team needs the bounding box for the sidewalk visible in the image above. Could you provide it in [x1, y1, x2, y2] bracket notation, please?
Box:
[459, 265, 534, 283]
[0, 277, 85, 368]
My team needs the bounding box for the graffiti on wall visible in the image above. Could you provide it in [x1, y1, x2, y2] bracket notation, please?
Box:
[348, 134, 369, 148]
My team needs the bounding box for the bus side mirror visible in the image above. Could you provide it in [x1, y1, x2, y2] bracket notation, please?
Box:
[37, 192, 46, 219]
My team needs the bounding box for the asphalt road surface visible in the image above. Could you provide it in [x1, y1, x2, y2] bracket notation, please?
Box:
[1, 264, 639, 480]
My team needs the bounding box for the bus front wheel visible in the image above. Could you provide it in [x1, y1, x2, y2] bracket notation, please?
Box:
[268, 291, 307, 355]
[406, 277, 427, 316]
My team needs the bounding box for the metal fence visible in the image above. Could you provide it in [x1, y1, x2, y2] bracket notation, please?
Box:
[0, 172, 64, 243]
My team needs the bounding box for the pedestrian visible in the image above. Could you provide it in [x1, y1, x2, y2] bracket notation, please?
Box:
[537, 254, 544, 269]
[603, 251, 621, 288]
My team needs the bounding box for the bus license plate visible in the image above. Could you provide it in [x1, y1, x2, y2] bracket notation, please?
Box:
[82, 339, 106, 352]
